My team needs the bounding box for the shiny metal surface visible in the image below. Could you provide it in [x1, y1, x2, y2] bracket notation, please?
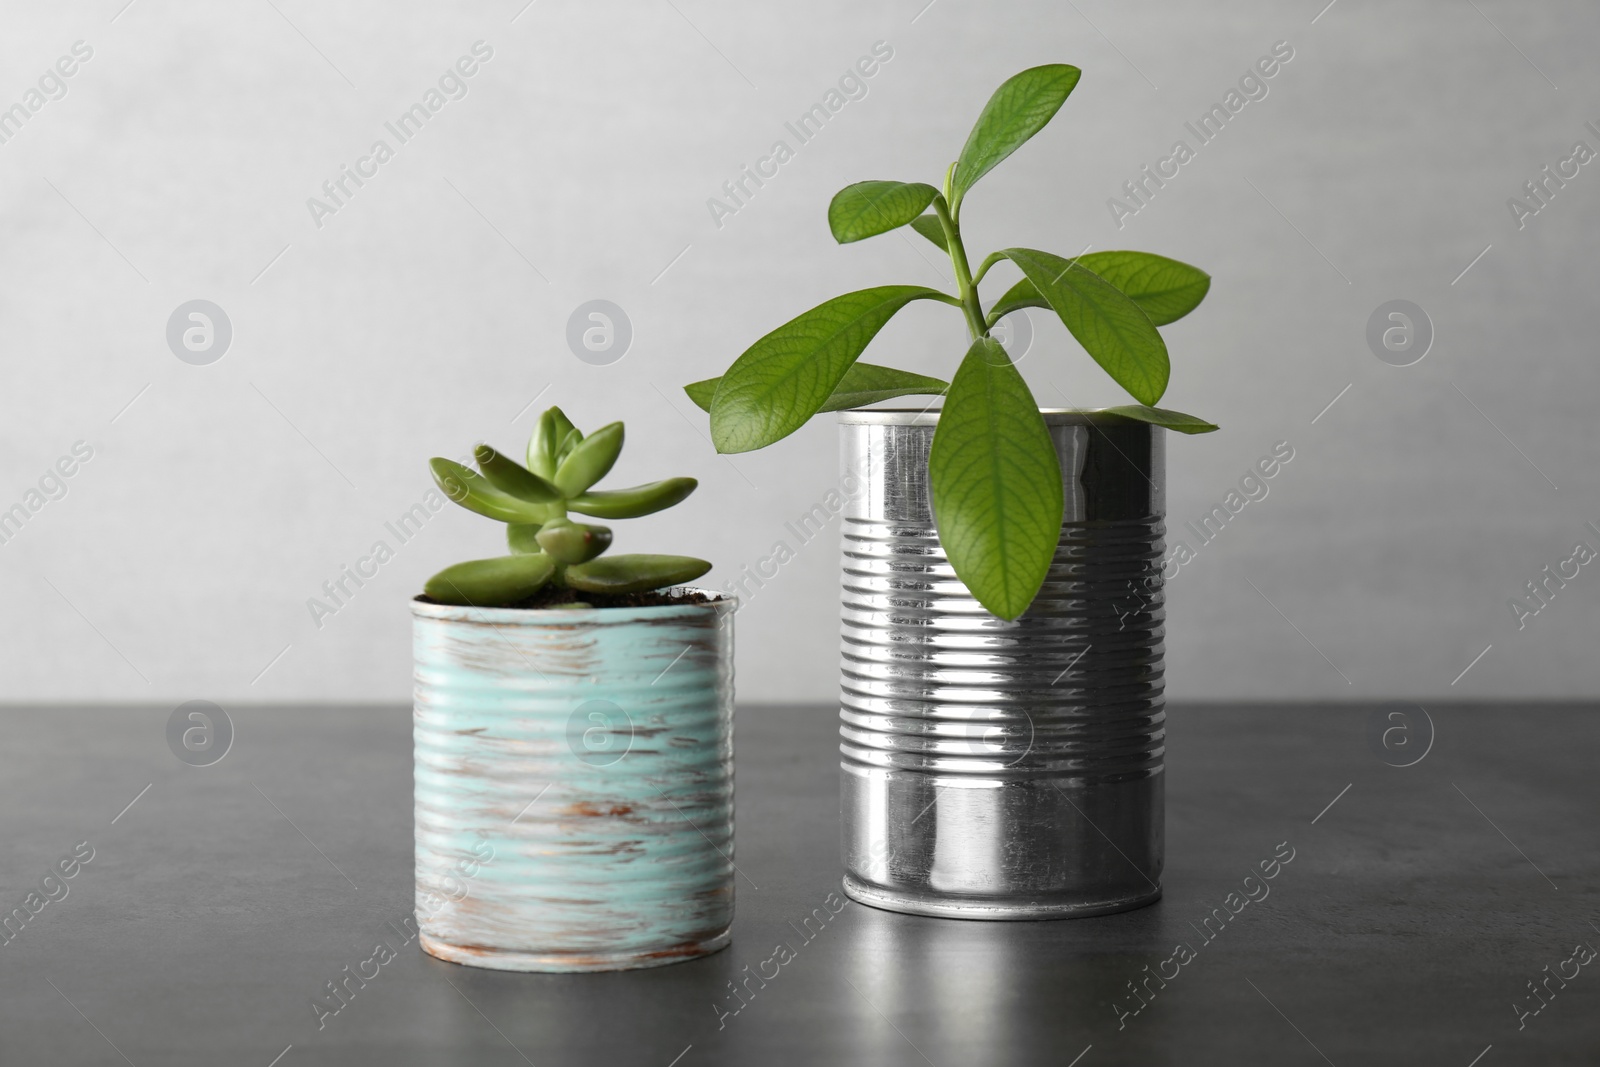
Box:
[412, 591, 736, 970]
[838, 410, 1166, 919]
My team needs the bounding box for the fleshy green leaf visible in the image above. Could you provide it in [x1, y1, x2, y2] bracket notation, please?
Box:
[474, 445, 561, 503]
[555, 427, 583, 467]
[534, 518, 612, 564]
[1096, 405, 1219, 434]
[528, 407, 577, 478]
[929, 337, 1063, 620]
[709, 285, 949, 453]
[554, 422, 623, 496]
[909, 214, 949, 251]
[430, 459, 548, 524]
[569, 477, 698, 519]
[506, 523, 544, 553]
[564, 554, 712, 595]
[424, 553, 555, 606]
[952, 64, 1081, 209]
[827, 181, 940, 244]
[1000, 247, 1169, 405]
[687, 363, 947, 415]
[1075, 251, 1211, 326]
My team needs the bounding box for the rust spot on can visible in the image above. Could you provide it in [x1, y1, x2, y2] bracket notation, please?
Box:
[562, 801, 637, 818]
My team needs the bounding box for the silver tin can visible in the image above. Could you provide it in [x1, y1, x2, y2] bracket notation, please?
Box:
[838, 409, 1165, 919]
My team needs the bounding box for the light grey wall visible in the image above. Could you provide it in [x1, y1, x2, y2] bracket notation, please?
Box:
[1, 0, 1595, 705]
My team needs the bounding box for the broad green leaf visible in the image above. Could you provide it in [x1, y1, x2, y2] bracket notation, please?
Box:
[424, 552, 555, 606]
[554, 421, 623, 496]
[506, 523, 544, 553]
[987, 277, 1049, 322]
[687, 363, 948, 414]
[528, 407, 577, 478]
[810, 363, 949, 410]
[1096, 405, 1219, 434]
[909, 214, 949, 251]
[1076, 251, 1210, 326]
[569, 477, 698, 519]
[952, 64, 1081, 208]
[474, 445, 561, 503]
[929, 336, 1063, 620]
[1000, 247, 1169, 405]
[988, 253, 1211, 328]
[430, 458, 548, 524]
[827, 181, 940, 244]
[564, 554, 712, 595]
[709, 285, 948, 453]
[683, 377, 719, 411]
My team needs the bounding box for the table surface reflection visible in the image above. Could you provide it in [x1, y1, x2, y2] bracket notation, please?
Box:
[0, 702, 1593, 1065]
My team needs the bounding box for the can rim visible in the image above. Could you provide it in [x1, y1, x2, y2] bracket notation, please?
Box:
[836, 407, 1151, 427]
[411, 586, 735, 625]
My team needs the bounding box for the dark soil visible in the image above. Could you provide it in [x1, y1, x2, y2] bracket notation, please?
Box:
[418, 587, 718, 610]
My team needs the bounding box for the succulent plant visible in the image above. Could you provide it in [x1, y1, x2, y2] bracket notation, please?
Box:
[423, 407, 710, 606]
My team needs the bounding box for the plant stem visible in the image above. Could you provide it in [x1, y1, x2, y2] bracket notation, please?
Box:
[971, 251, 1005, 289]
[933, 196, 987, 341]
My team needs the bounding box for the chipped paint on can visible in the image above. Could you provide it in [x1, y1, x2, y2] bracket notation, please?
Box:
[412, 589, 736, 972]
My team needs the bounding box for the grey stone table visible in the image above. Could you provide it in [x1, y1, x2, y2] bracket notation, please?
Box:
[1, 703, 1595, 1065]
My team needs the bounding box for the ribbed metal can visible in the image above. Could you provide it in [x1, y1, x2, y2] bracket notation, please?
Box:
[412, 591, 736, 971]
[839, 410, 1165, 919]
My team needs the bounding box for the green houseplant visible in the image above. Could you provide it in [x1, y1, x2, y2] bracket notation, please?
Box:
[422, 405, 710, 605]
[685, 63, 1214, 620]
[686, 65, 1211, 920]
[412, 406, 734, 970]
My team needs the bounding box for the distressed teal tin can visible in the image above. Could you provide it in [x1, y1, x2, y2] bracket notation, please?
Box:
[412, 590, 736, 972]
